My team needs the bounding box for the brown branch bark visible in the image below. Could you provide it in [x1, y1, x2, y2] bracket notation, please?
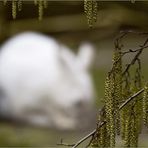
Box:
[122, 38, 148, 76]
[72, 129, 97, 148]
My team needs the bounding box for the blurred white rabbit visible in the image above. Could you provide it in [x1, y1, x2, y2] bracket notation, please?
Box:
[0, 32, 95, 130]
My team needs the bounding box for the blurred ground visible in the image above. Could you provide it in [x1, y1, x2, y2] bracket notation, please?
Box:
[0, 1, 148, 147]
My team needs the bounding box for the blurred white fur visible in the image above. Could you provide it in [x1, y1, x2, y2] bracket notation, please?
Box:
[0, 32, 95, 130]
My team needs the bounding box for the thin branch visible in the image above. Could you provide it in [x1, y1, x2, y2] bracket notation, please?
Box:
[57, 139, 75, 147]
[122, 45, 148, 55]
[119, 88, 144, 110]
[120, 30, 148, 35]
[72, 129, 97, 148]
[122, 38, 148, 76]
[113, 31, 148, 76]
[57, 143, 75, 147]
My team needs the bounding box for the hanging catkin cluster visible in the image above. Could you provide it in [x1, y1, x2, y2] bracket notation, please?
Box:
[3, 0, 48, 20]
[131, 0, 136, 3]
[112, 46, 122, 135]
[121, 59, 143, 147]
[95, 45, 122, 147]
[84, 0, 98, 28]
[3, 0, 7, 5]
[91, 108, 110, 147]
[34, 0, 48, 21]
[133, 64, 143, 131]
[124, 106, 138, 147]
[11, 0, 22, 19]
[3, 0, 137, 26]
[122, 82, 140, 147]
[3, 0, 22, 19]
[120, 72, 131, 140]
[104, 73, 116, 147]
[3, 0, 23, 19]
[143, 83, 148, 126]
[104, 45, 123, 147]
[12, 0, 17, 19]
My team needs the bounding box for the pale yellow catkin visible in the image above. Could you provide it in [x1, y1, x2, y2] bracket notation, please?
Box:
[84, 0, 98, 27]
[38, 0, 43, 21]
[104, 74, 115, 147]
[112, 48, 122, 135]
[131, 0, 136, 3]
[3, 0, 7, 5]
[18, 0, 22, 11]
[143, 84, 148, 126]
[124, 110, 132, 147]
[43, 0, 48, 9]
[12, 0, 17, 19]
[34, 0, 38, 5]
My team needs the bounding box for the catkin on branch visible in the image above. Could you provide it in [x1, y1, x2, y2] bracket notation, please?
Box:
[84, 0, 98, 28]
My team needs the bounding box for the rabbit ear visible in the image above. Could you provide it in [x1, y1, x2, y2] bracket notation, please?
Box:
[77, 42, 95, 70]
[60, 45, 77, 71]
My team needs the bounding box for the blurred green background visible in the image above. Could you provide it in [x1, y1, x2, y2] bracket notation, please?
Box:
[0, 1, 148, 147]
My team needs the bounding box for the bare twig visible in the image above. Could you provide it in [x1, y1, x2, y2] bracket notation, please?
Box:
[119, 88, 144, 110]
[120, 30, 148, 35]
[72, 129, 97, 148]
[57, 143, 75, 147]
[122, 38, 148, 76]
[57, 139, 75, 147]
[113, 31, 148, 76]
[122, 45, 148, 56]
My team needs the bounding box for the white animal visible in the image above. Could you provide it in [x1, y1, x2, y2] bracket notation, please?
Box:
[0, 32, 95, 130]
